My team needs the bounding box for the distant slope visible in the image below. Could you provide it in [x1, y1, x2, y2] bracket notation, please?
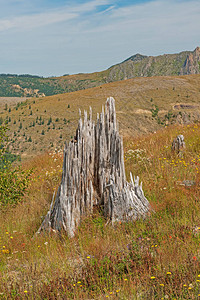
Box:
[1, 74, 200, 159]
[107, 47, 200, 81]
[0, 72, 108, 97]
[0, 47, 200, 97]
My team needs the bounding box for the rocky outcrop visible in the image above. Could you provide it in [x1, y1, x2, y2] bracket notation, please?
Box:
[180, 47, 200, 75]
[12, 84, 45, 97]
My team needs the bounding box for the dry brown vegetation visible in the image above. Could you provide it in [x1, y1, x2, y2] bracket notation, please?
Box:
[0, 74, 200, 160]
[1, 119, 200, 298]
[0, 97, 27, 108]
[1, 75, 200, 298]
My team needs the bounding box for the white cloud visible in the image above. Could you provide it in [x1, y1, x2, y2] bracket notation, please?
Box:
[0, 11, 77, 31]
[0, 0, 111, 32]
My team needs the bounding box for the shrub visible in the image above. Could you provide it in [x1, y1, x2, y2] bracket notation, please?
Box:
[47, 117, 52, 125]
[151, 105, 159, 118]
[0, 125, 32, 207]
[0, 167, 32, 206]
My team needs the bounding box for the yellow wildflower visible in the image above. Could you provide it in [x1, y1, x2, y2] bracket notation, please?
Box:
[2, 249, 9, 254]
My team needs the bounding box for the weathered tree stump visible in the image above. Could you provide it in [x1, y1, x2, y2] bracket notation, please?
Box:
[38, 97, 150, 237]
[172, 135, 185, 155]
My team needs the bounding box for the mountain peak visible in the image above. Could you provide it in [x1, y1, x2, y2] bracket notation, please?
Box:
[123, 53, 147, 63]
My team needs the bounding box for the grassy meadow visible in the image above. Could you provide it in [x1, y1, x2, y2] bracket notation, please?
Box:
[1, 121, 200, 299]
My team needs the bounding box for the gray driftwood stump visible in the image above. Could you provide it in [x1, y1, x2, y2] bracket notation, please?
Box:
[38, 97, 150, 237]
[172, 135, 185, 154]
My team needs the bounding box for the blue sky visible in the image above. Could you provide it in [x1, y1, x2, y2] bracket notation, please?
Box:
[0, 0, 199, 77]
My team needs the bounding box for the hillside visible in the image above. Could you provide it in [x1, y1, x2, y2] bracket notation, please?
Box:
[1, 121, 200, 299]
[108, 47, 200, 80]
[0, 74, 200, 160]
[0, 47, 199, 98]
[0, 72, 108, 97]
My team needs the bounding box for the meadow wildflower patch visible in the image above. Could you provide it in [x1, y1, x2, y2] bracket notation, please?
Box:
[0, 123, 200, 298]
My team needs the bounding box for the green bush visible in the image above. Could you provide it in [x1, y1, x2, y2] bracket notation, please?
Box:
[0, 167, 32, 206]
[151, 105, 159, 118]
[47, 117, 52, 125]
[0, 125, 32, 207]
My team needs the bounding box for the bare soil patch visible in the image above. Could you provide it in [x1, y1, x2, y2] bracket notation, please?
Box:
[0, 97, 27, 107]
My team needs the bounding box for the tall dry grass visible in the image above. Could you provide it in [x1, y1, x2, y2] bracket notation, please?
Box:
[1, 123, 200, 299]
